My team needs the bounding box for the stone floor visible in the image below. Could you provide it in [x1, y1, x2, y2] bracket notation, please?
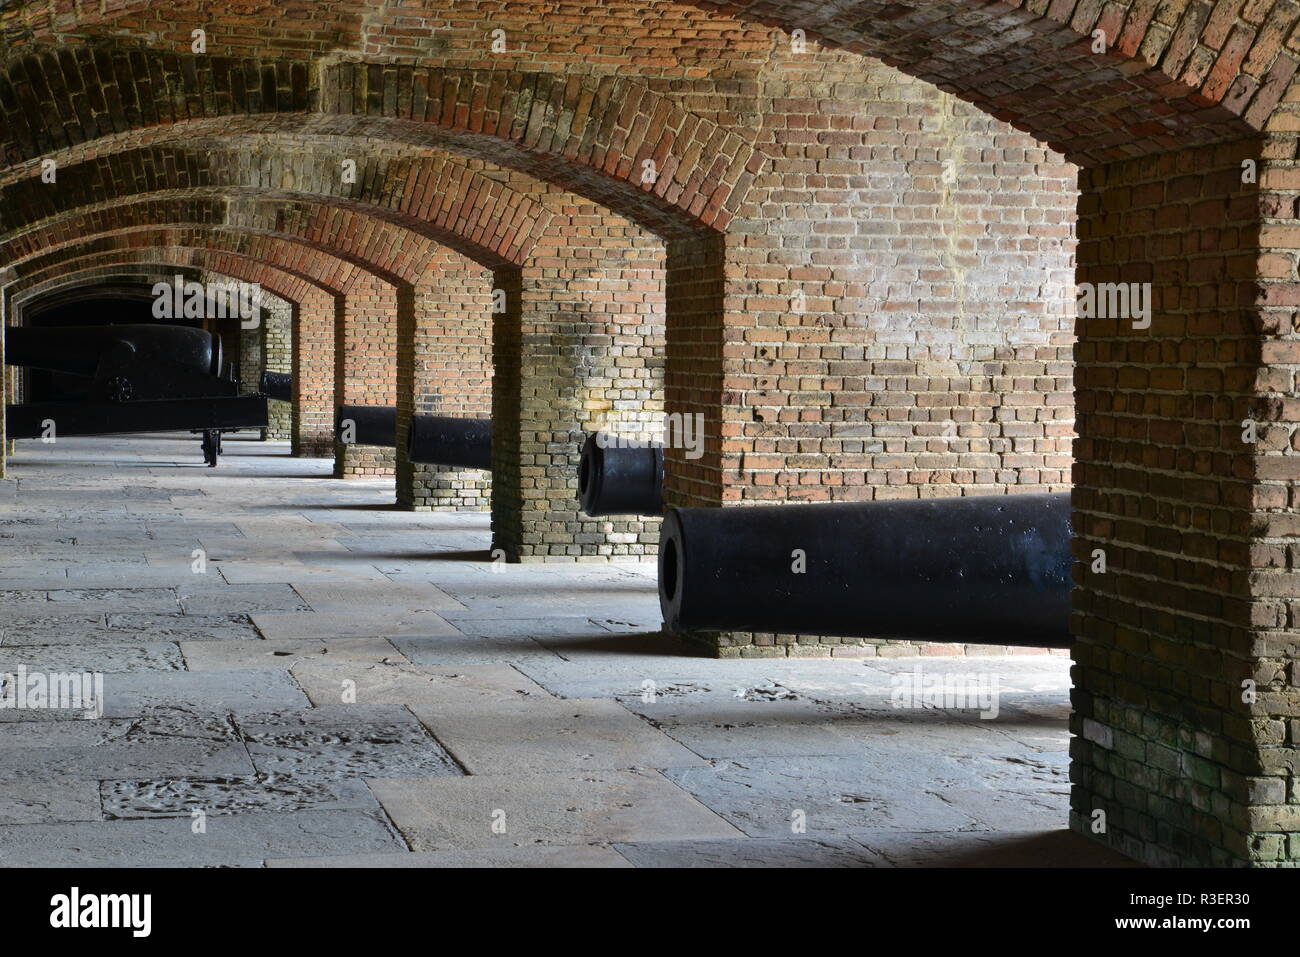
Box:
[0, 433, 1132, 867]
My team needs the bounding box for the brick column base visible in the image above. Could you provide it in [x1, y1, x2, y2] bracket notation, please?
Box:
[334, 442, 395, 478]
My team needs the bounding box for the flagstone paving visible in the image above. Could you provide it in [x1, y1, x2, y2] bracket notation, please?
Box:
[0, 434, 1122, 867]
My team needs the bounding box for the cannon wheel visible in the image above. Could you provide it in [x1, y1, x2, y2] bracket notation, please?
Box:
[201, 430, 220, 467]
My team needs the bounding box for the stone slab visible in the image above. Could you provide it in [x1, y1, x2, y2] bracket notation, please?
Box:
[0, 642, 184, 673]
[0, 776, 104, 825]
[609, 682, 884, 759]
[218, 561, 390, 584]
[46, 588, 181, 613]
[292, 581, 467, 614]
[369, 770, 744, 850]
[180, 638, 406, 671]
[0, 810, 405, 866]
[290, 662, 551, 709]
[177, 584, 310, 615]
[408, 696, 706, 774]
[0, 742, 253, 780]
[267, 845, 633, 868]
[661, 756, 979, 838]
[101, 670, 310, 717]
[102, 775, 380, 819]
[0, 614, 107, 644]
[251, 611, 461, 639]
[105, 613, 262, 643]
[237, 705, 463, 778]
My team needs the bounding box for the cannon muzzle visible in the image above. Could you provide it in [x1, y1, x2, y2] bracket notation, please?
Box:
[408, 415, 492, 470]
[260, 371, 292, 401]
[659, 492, 1072, 648]
[336, 405, 397, 447]
[578, 432, 663, 516]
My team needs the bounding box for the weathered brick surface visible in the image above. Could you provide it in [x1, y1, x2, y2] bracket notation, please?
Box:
[259, 293, 292, 441]
[1069, 139, 1266, 866]
[490, 210, 666, 561]
[334, 273, 399, 477]
[397, 252, 495, 511]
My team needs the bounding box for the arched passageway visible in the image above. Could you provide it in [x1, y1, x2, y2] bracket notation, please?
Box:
[0, 0, 1294, 870]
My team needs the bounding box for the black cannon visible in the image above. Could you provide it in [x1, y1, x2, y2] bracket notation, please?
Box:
[4, 323, 267, 467]
[658, 492, 1072, 648]
[333, 407, 492, 470]
[408, 415, 492, 470]
[335, 405, 397, 448]
[7, 323, 224, 402]
[578, 432, 663, 516]
[260, 371, 292, 402]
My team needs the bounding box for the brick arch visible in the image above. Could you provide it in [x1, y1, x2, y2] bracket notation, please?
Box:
[690, 0, 1274, 163]
[4, 248, 335, 310]
[12, 265, 208, 312]
[0, 196, 433, 289]
[314, 65, 758, 233]
[0, 43, 755, 236]
[10, 264, 292, 315]
[0, 139, 553, 267]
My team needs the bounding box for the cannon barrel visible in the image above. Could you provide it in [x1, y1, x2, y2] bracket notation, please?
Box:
[408, 415, 492, 469]
[5, 324, 223, 379]
[578, 432, 664, 516]
[659, 492, 1072, 648]
[260, 371, 292, 401]
[336, 405, 397, 447]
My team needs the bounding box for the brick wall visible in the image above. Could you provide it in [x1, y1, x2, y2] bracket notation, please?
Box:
[234, 305, 262, 400]
[260, 294, 292, 441]
[293, 290, 336, 457]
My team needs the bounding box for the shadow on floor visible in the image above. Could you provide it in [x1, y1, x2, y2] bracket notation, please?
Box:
[416, 549, 498, 561]
[541, 631, 705, 657]
[877, 829, 1140, 867]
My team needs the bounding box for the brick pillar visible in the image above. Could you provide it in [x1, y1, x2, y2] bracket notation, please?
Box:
[261, 296, 292, 441]
[490, 232, 665, 561]
[292, 291, 335, 457]
[396, 257, 494, 511]
[334, 274, 398, 478]
[1069, 137, 1298, 867]
[664, 233, 727, 510]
